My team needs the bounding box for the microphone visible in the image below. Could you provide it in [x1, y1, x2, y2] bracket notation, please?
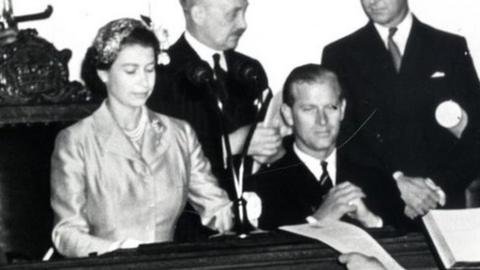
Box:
[185, 60, 213, 86]
[233, 60, 260, 83]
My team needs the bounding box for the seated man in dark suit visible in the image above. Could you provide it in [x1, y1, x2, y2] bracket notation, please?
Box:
[251, 64, 404, 230]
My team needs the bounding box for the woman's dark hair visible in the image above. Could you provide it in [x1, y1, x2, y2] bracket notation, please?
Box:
[81, 47, 107, 101]
[95, 27, 160, 70]
[81, 18, 160, 99]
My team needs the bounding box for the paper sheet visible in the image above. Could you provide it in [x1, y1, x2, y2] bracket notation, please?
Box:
[280, 220, 405, 270]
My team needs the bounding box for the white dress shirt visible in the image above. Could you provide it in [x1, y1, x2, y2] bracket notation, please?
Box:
[185, 31, 228, 71]
[293, 144, 337, 186]
[374, 12, 413, 55]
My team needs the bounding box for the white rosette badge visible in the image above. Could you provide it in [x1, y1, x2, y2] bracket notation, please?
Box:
[435, 100, 468, 138]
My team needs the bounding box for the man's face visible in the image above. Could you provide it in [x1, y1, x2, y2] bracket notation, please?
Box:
[282, 81, 346, 159]
[196, 0, 248, 50]
[361, 0, 409, 27]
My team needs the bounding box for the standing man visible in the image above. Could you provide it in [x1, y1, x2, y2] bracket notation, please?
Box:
[251, 64, 403, 230]
[322, 0, 480, 221]
[147, 0, 282, 241]
[148, 0, 282, 191]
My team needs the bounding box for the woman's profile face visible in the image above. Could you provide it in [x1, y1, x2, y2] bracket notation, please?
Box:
[98, 43, 156, 110]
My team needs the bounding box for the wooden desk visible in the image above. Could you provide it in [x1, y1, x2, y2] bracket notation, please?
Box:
[1, 230, 442, 270]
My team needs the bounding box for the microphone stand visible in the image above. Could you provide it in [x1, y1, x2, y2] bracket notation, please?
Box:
[238, 81, 273, 179]
[203, 81, 255, 238]
[189, 61, 271, 238]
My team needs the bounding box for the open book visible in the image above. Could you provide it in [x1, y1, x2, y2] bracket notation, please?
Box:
[422, 208, 480, 269]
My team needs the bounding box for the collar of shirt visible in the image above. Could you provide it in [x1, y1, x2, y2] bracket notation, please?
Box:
[293, 144, 337, 185]
[184, 31, 228, 71]
[373, 12, 413, 55]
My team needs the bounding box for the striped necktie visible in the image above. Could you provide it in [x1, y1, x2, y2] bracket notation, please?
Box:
[320, 161, 333, 191]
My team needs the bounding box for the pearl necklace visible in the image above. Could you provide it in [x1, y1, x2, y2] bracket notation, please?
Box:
[124, 108, 148, 148]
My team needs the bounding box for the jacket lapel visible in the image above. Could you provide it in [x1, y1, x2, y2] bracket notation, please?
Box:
[348, 22, 399, 111]
[356, 22, 398, 80]
[93, 102, 142, 162]
[281, 140, 328, 208]
[398, 17, 427, 80]
[141, 110, 170, 165]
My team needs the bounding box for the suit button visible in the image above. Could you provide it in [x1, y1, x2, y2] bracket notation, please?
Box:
[375, 133, 383, 143]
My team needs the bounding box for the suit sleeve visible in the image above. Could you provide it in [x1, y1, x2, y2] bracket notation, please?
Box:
[51, 129, 115, 258]
[321, 44, 347, 78]
[249, 168, 296, 230]
[184, 123, 234, 232]
[357, 168, 407, 229]
[431, 37, 480, 197]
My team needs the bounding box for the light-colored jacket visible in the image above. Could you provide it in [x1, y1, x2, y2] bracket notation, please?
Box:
[51, 102, 232, 257]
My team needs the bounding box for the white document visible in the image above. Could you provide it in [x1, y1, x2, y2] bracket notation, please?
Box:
[280, 220, 405, 270]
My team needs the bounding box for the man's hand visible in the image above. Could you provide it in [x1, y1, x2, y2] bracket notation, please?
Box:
[312, 182, 365, 222]
[338, 253, 387, 270]
[248, 124, 283, 158]
[404, 205, 418, 220]
[242, 191, 262, 227]
[393, 171, 441, 219]
[347, 198, 382, 228]
[230, 123, 283, 163]
[0, 29, 17, 46]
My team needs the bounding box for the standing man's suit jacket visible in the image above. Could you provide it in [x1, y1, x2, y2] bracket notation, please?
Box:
[148, 34, 268, 192]
[250, 137, 404, 230]
[322, 17, 480, 208]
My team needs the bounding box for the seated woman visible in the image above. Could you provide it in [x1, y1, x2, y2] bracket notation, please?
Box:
[50, 18, 246, 258]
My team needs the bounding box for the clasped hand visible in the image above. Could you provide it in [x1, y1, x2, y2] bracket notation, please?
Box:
[246, 123, 285, 163]
[393, 171, 445, 219]
[312, 182, 381, 227]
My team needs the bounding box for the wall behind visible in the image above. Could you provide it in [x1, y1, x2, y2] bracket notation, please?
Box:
[13, 0, 480, 93]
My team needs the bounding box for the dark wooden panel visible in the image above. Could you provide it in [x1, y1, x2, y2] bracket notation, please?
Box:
[0, 103, 99, 260]
[0, 124, 64, 259]
[0, 230, 444, 270]
[0, 104, 99, 125]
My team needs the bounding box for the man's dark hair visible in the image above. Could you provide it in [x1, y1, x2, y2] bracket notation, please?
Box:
[282, 64, 343, 107]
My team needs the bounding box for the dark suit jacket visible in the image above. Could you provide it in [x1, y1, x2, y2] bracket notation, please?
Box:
[148, 34, 268, 193]
[250, 137, 404, 230]
[322, 17, 480, 208]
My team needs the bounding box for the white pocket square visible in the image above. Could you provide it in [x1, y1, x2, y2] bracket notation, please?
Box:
[431, 71, 446, 78]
